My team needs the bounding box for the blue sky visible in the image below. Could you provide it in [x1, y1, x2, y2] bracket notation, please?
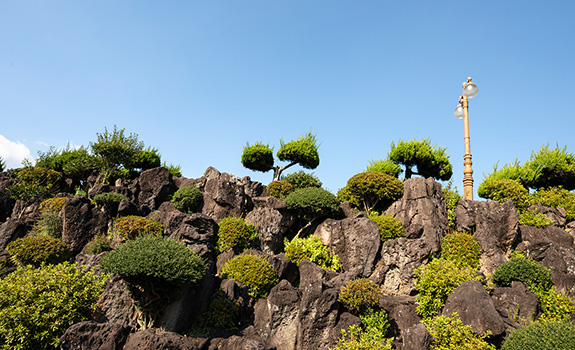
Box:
[1, 1, 574, 197]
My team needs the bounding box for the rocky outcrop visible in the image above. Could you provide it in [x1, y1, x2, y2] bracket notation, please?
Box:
[379, 295, 421, 345]
[123, 327, 208, 350]
[491, 281, 540, 327]
[133, 167, 177, 214]
[246, 205, 295, 254]
[59, 321, 133, 350]
[61, 196, 108, 255]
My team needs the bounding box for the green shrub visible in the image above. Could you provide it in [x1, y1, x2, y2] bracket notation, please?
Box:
[284, 235, 341, 271]
[282, 170, 322, 189]
[241, 142, 274, 172]
[366, 159, 402, 178]
[479, 159, 525, 187]
[171, 186, 203, 214]
[284, 187, 340, 223]
[539, 286, 575, 321]
[332, 309, 393, 350]
[423, 312, 495, 350]
[163, 162, 183, 177]
[492, 257, 553, 293]
[387, 138, 453, 181]
[344, 172, 403, 213]
[368, 212, 405, 241]
[113, 215, 163, 242]
[36, 145, 100, 183]
[518, 207, 553, 227]
[338, 278, 382, 313]
[501, 319, 575, 350]
[7, 236, 70, 267]
[442, 182, 461, 228]
[267, 180, 294, 199]
[0, 262, 108, 350]
[277, 132, 320, 170]
[441, 232, 481, 270]
[220, 253, 279, 298]
[8, 167, 61, 204]
[84, 233, 113, 255]
[477, 178, 529, 210]
[93, 192, 128, 216]
[529, 186, 575, 221]
[216, 216, 257, 253]
[201, 294, 241, 330]
[414, 258, 480, 319]
[129, 149, 161, 171]
[39, 197, 67, 211]
[35, 198, 67, 238]
[100, 235, 206, 286]
[522, 144, 575, 190]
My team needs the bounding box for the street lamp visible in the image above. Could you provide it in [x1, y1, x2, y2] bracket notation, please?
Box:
[454, 77, 478, 200]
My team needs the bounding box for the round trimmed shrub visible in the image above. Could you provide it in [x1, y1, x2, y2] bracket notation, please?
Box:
[368, 212, 405, 241]
[277, 136, 319, 169]
[282, 170, 322, 189]
[241, 142, 274, 172]
[492, 257, 553, 293]
[0, 262, 108, 350]
[93, 192, 128, 215]
[477, 178, 529, 210]
[441, 232, 481, 270]
[113, 215, 163, 242]
[530, 186, 575, 221]
[220, 253, 279, 298]
[100, 235, 206, 286]
[216, 216, 257, 253]
[366, 159, 402, 178]
[345, 171, 404, 213]
[284, 235, 341, 271]
[171, 186, 203, 214]
[267, 180, 294, 199]
[501, 319, 575, 350]
[423, 313, 495, 350]
[284, 187, 339, 223]
[338, 278, 382, 313]
[7, 236, 70, 267]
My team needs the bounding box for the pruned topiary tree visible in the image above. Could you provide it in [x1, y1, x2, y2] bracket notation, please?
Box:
[387, 138, 453, 181]
[241, 131, 320, 181]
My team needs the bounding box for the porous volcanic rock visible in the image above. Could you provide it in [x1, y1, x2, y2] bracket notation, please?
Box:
[59, 321, 133, 350]
[61, 196, 108, 256]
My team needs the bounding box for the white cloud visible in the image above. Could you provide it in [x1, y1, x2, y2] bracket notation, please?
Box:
[0, 135, 33, 169]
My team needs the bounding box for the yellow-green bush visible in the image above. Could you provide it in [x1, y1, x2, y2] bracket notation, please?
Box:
[220, 253, 279, 298]
[441, 232, 481, 270]
[284, 235, 341, 271]
[368, 212, 405, 241]
[518, 207, 553, 227]
[529, 186, 575, 221]
[332, 309, 393, 350]
[216, 216, 257, 254]
[423, 313, 495, 350]
[171, 186, 203, 214]
[84, 233, 113, 255]
[113, 215, 163, 242]
[343, 171, 403, 213]
[338, 278, 382, 313]
[267, 180, 294, 199]
[7, 236, 70, 267]
[501, 318, 575, 350]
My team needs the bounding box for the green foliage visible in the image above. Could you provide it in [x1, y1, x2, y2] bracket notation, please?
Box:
[282, 170, 322, 189]
[241, 142, 274, 172]
[36, 145, 100, 183]
[34, 197, 67, 238]
[100, 235, 206, 286]
[441, 232, 481, 270]
[277, 131, 320, 170]
[39, 197, 67, 211]
[202, 295, 241, 330]
[338, 278, 382, 313]
[529, 186, 575, 221]
[538, 286, 575, 321]
[8, 167, 61, 204]
[480, 159, 525, 187]
[113, 215, 164, 242]
[343, 171, 404, 213]
[477, 178, 529, 210]
[129, 148, 161, 171]
[284, 187, 340, 223]
[284, 235, 341, 271]
[0, 262, 108, 350]
[423, 313, 495, 350]
[93, 192, 128, 216]
[501, 318, 575, 350]
[523, 144, 575, 190]
[368, 212, 405, 241]
[267, 180, 294, 199]
[7, 236, 70, 267]
[163, 162, 183, 177]
[171, 186, 203, 214]
[442, 182, 461, 228]
[84, 233, 113, 255]
[366, 159, 402, 178]
[216, 216, 257, 254]
[90, 125, 145, 184]
[518, 207, 553, 227]
[220, 253, 279, 298]
[332, 309, 393, 350]
[414, 258, 480, 318]
[387, 138, 453, 181]
[492, 257, 553, 293]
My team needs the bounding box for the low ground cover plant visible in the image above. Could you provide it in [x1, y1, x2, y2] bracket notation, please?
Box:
[368, 212, 405, 241]
[112, 215, 163, 242]
[423, 312, 495, 350]
[7, 236, 70, 267]
[220, 253, 279, 298]
[284, 235, 341, 271]
[338, 278, 382, 314]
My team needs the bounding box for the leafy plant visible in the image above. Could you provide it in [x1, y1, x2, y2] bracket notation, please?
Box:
[442, 182, 461, 228]
[34, 197, 67, 238]
[331, 309, 393, 350]
[171, 186, 203, 214]
[201, 295, 241, 330]
[529, 186, 575, 221]
[441, 231, 481, 270]
[423, 312, 495, 350]
[366, 159, 402, 178]
[479, 159, 525, 190]
[216, 216, 257, 254]
[129, 148, 161, 171]
[220, 253, 279, 298]
[241, 141, 274, 172]
[338, 278, 382, 314]
[414, 258, 480, 318]
[0, 262, 108, 350]
[282, 170, 322, 189]
[7, 236, 70, 267]
[342, 171, 404, 213]
[163, 162, 183, 177]
[93, 192, 128, 216]
[518, 207, 554, 227]
[387, 138, 453, 181]
[84, 233, 113, 255]
[36, 145, 100, 184]
[267, 180, 294, 199]
[492, 257, 553, 293]
[284, 187, 340, 223]
[284, 235, 341, 271]
[538, 286, 575, 321]
[113, 215, 163, 242]
[7, 167, 61, 204]
[368, 212, 405, 241]
[522, 144, 575, 190]
[501, 318, 575, 350]
[477, 178, 529, 210]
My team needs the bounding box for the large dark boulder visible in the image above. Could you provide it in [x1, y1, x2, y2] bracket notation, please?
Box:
[0, 174, 14, 223]
[455, 200, 520, 276]
[246, 205, 294, 254]
[94, 275, 139, 328]
[0, 218, 31, 250]
[208, 330, 270, 350]
[314, 212, 381, 278]
[379, 295, 421, 344]
[491, 281, 540, 327]
[133, 167, 177, 214]
[59, 321, 133, 350]
[61, 196, 108, 256]
[401, 323, 432, 350]
[123, 327, 208, 350]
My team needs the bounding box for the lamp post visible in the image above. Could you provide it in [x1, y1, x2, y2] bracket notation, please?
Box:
[454, 77, 478, 200]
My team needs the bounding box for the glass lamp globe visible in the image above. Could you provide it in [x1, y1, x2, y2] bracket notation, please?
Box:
[454, 104, 464, 119]
[463, 82, 478, 98]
